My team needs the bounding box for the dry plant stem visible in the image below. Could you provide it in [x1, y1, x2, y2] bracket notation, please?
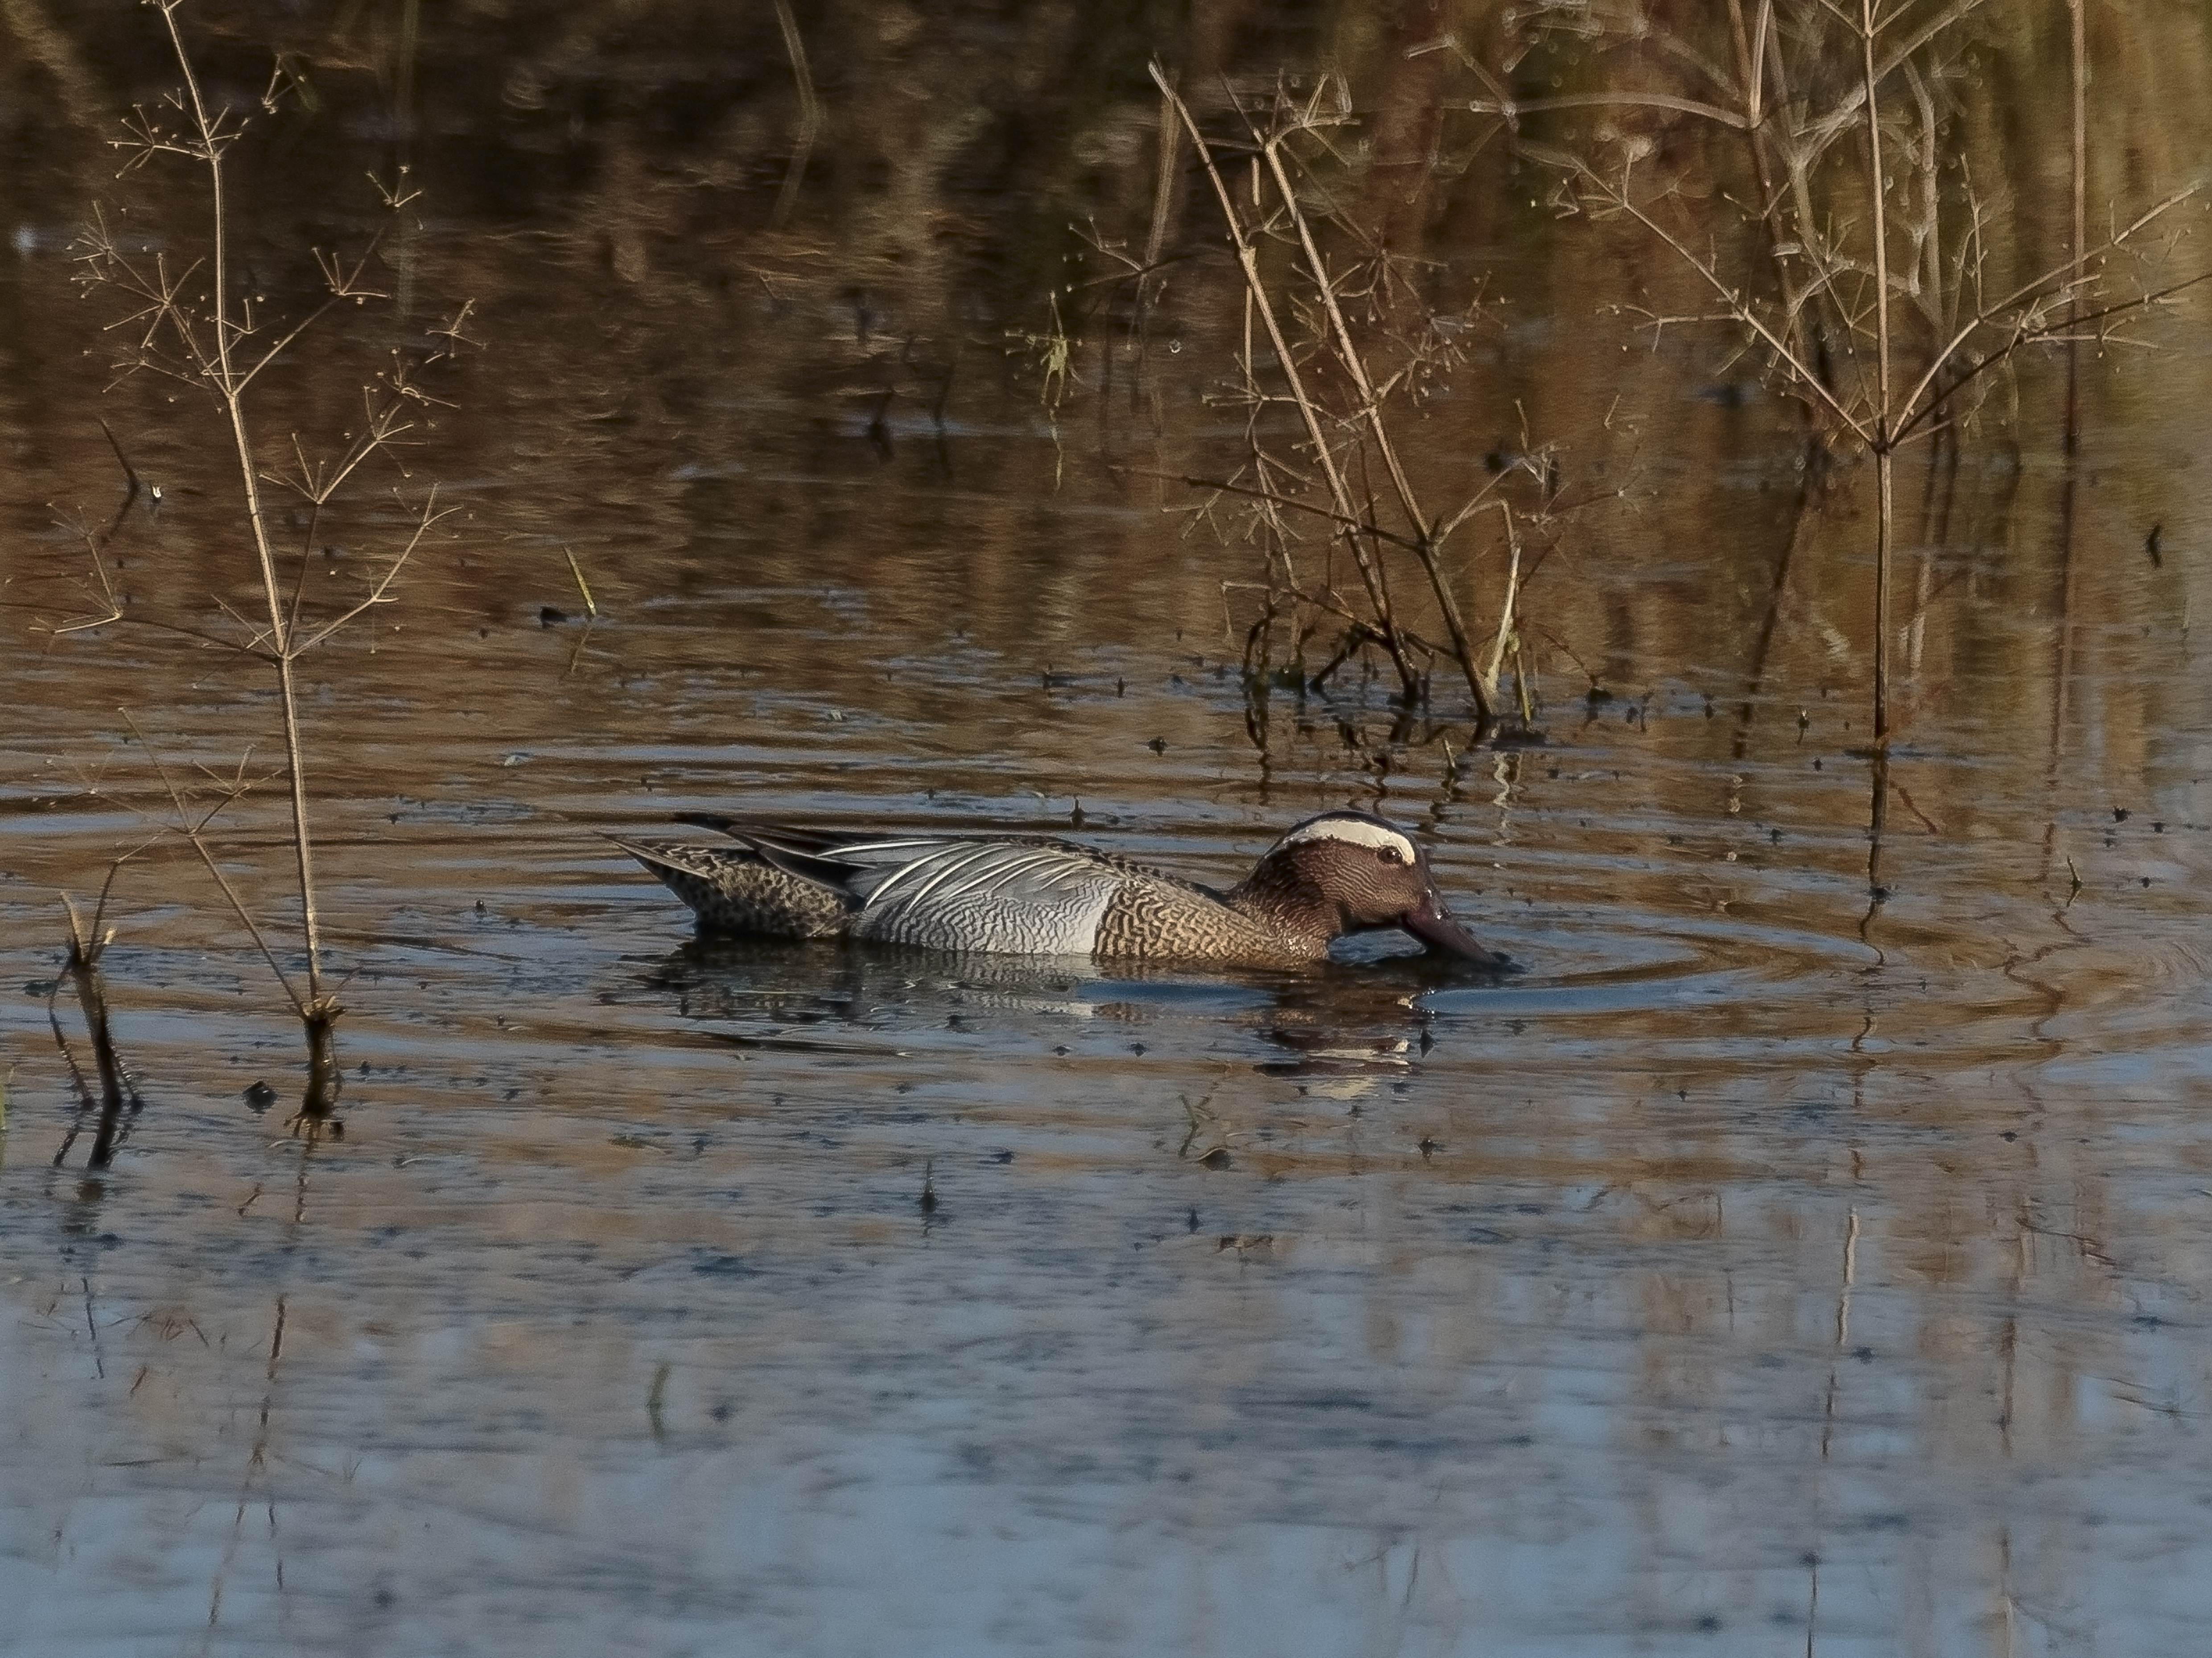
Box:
[125, 712, 304, 1012]
[1529, 26, 2204, 750]
[768, 0, 821, 231]
[1252, 133, 1491, 722]
[125, 735, 335, 1135]
[1571, 176, 1860, 433]
[1867, 202, 2202, 446]
[1481, 502, 1522, 699]
[564, 548, 599, 618]
[1506, 8, 2207, 622]
[1469, 3, 1986, 154]
[1149, 66, 1421, 702]
[1723, 1, 1835, 450]
[1860, 0, 1895, 744]
[153, 1, 329, 1006]
[299, 1001, 341, 1128]
[57, 891, 131, 1170]
[1142, 92, 1182, 302]
[2047, 0, 2089, 797]
[64, 10, 472, 1131]
[2064, 0, 2085, 459]
[1162, 470, 1425, 554]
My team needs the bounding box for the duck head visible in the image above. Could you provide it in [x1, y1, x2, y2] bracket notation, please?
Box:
[1240, 812, 1511, 967]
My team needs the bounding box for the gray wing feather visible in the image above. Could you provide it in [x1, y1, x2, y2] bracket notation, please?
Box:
[839, 840, 1122, 953]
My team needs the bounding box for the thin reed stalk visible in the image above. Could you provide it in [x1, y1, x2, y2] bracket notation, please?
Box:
[1249, 126, 1491, 719]
[68, 0, 468, 1129]
[1471, 1, 2209, 746]
[1149, 67, 1544, 729]
[1859, 0, 1895, 740]
[1153, 70, 1423, 703]
[49, 874, 143, 1171]
[769, 0, 822, 231]
[2064, 0, 2087, 459]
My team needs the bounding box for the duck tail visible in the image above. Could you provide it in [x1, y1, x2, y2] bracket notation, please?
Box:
[602, 833, 718, 881]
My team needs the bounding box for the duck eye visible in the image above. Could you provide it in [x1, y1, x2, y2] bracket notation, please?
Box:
[1377, 844, 1407, 864]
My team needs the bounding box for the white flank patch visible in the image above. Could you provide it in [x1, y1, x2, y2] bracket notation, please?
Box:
[1276, 815, 1417, 861]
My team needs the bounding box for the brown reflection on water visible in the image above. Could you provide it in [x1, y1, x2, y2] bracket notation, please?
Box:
[8, 4, 2212, 1653]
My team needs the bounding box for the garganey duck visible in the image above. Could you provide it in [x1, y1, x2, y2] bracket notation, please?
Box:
[612, 810, 1509, 969]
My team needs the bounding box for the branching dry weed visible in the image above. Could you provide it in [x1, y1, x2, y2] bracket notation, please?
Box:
[53, 0, 473, 1131]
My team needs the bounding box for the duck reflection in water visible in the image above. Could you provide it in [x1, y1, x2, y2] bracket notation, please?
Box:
[639, 930, 1480, 1083]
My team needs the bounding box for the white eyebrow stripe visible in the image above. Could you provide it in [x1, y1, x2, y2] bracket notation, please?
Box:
[1277, 817, 1417, 859]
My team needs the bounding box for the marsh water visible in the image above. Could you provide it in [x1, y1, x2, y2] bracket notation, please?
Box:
[7, 6, 2212, 1654]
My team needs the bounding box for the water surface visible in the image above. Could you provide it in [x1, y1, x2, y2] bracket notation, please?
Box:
[6, 7, 2212, 1654]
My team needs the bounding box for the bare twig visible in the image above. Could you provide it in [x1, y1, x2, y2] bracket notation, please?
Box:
[1858, 0, 1896, 741]
[1248, 113, 1491, 718]
[60, 2, 466, 1126]
[51, 868, 144, 1171]
[769, 0, 822, 231]
[1151, 66, 1425, 703]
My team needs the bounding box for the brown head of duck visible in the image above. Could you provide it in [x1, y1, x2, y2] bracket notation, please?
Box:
[1227, 812, 1511, 968]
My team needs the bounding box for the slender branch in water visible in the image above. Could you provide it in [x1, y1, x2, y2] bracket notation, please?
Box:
[1137, 469, 1425, 552]
[146, 2, 328, 1003]
[1859, 0, 1895, 743]
[1890, 247, 2212, 449]
[63, 4, 467, 1126]
[1561, 159, 1868, 440]
[1481, 502, 1523, 702]
[1473, 0, 2206, 755]
[295, 489, 455, 652]
[123, 713, 303, 1014]
[1151, 66, 1422, 703]
[1250, 125, 1491, 721]
[564, 547, 601, 619]
[53, 870, 144, 1171]
[768, 0, 822, 231]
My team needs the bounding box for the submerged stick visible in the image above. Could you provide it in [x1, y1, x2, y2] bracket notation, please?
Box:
[297, 997, 344, 1136]
[55, 891, 136, 1170]
[564, 547, 599, 619]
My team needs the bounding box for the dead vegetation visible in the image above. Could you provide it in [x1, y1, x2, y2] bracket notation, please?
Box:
[50, 0, 473, 1136]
